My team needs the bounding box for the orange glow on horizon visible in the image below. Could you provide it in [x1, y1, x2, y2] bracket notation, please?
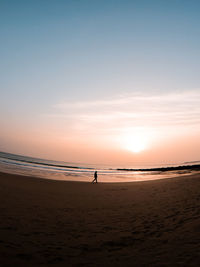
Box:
[117, 128, 156, 153]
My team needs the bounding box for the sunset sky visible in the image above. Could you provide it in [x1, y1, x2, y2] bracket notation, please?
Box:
[0, 0, 200, 166]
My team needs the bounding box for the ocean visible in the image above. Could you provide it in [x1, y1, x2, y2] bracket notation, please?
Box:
[0, 151, 199, 183]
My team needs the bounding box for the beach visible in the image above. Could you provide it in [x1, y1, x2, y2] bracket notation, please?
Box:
[0, 171, 199, 266]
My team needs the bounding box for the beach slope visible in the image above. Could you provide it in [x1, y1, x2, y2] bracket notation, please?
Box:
[0, 171, 199, 266]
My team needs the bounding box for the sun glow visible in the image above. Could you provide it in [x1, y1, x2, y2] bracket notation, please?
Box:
[120, 129, 154, 153]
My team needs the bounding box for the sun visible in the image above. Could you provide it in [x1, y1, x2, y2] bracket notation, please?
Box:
[120, 130, 152, 153]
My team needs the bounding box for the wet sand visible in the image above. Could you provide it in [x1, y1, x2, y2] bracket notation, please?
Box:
[0, 171, 199, 266]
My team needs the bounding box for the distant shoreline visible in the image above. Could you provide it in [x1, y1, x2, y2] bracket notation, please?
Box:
[117, 164, 200, 172]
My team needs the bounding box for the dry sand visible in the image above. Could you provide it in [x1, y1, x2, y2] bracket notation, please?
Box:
[0, 171, 199, 266]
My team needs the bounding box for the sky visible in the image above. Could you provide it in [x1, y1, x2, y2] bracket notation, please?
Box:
[0, 0, 200, 166]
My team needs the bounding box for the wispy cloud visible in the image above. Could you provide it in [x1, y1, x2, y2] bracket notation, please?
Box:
[54, 90, 200, 110]
[41, 90, 200, 140]
[47, 90, 200, 135]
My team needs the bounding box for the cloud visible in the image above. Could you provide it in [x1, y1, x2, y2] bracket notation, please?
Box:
[55, 90, 200, 110]
[46, 90, 200, 135]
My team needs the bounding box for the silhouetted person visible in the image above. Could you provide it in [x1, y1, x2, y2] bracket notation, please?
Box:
[92, 171, 98, 183]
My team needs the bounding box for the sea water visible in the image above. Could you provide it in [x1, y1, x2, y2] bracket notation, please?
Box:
[0, 151, 199, 183]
